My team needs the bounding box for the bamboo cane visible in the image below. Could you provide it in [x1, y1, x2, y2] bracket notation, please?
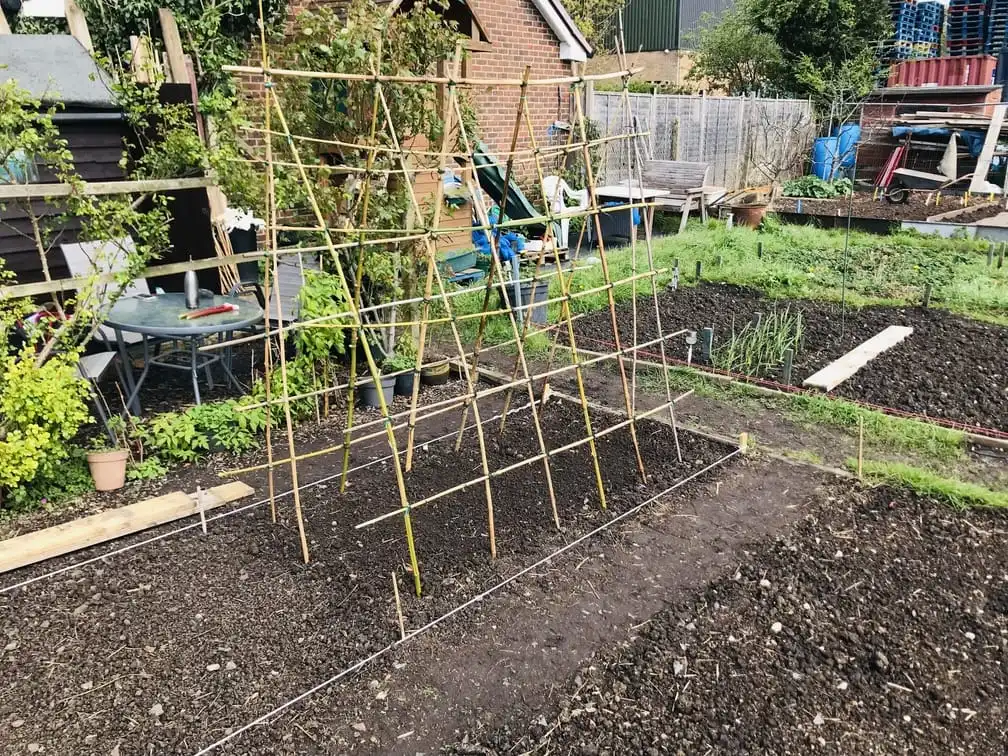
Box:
[223, 329, 685, 478]
[504, 95, 609, 510]
[355, 390, 692, 531]
[450, 73, 561, 530]
[405, 54, 458, 473]
[261, 30, 311, 564]
[243, 125, 644, 160]
[572, 83, 647, 482]
[615, 37, 685, 465]
[372, 57, 503, 555]
[269, 86, 422, 596]
[223, 63, 642, 88]
[340, 44, 385, 494]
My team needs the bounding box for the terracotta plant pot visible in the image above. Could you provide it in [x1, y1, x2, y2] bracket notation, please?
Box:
[86, 449, 129, 492]
[733, 203, 769, 229]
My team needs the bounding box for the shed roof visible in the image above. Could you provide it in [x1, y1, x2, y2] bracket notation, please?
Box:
[0, 35, 117, 109]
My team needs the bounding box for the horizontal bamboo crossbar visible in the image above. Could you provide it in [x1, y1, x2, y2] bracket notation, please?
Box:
[223, 64, 639, 88]
[226, 329, 686, 474]
[354, 391, 691, 530]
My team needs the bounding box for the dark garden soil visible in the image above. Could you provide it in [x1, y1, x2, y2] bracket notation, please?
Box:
[570, 283, 1008, 433]
[773, 192, 1004, 223]
[0, 398, 735, 755]
[448, 485, 1008, 755]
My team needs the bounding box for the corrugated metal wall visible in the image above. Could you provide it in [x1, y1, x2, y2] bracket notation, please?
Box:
[677, 0, 735, 49]
[622, 0, 736, 51]
[623, 0, 678, 52]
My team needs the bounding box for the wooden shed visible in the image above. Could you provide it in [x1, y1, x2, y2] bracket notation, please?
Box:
[0, 34, 127, 285]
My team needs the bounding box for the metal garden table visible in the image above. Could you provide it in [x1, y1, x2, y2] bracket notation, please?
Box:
[106, 293, 263, 413]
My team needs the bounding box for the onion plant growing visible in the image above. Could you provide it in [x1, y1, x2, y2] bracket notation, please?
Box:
[712, 307, 804, 378]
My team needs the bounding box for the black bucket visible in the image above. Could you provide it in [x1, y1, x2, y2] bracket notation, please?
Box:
[498, 280, 549, 326]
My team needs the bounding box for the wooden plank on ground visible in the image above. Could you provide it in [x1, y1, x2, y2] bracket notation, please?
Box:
[0, 481, 254, 574]
[970, 103, 1007, 193]
[803, 326, 914, 392]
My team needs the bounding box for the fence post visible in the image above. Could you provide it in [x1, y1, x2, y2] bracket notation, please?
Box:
[698, 91, 707, 160]
[584, 78, 595, 122]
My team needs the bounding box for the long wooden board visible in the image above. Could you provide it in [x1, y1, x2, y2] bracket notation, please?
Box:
[970, 104, 1008, 193]
[803, 326, 914, 392]
[0, 481, 254, 574]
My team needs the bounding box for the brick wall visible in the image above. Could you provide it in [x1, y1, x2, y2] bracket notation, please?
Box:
[238, 0, 573, 158]
[464, 0, 574, 166]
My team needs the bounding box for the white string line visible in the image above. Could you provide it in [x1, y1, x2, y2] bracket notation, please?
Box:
[0, 401, 534, 596]
[191, 447, 741, 756]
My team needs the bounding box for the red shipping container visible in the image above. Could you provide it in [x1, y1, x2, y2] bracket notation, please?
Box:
[887, 56, 997, 88]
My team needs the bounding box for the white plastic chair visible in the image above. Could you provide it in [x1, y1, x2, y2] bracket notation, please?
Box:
[542, 175, 589, 250]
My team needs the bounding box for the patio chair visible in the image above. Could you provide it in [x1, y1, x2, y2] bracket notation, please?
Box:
[75, 351, 126, 445]
[542, 175, 589, 250]
[260, 253, 321, 326]
[60, 237, 153, 349]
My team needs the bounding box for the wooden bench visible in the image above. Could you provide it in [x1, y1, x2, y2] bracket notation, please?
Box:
[641, 160, 727, 233]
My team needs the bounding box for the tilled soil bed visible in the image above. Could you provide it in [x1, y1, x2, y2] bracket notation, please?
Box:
[570, 283, 1008, 432]
[773, 192, 1003, 223]
[0, 399, 732, 755]
[450, 485, 1008, 755]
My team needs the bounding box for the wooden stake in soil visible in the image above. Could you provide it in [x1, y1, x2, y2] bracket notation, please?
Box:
[197, 486, 207, 535]
[392, 571, 406, 642]
[857, 416, 865, 479]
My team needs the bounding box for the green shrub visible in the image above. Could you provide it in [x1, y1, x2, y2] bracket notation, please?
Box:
[0, 349, 92, 496]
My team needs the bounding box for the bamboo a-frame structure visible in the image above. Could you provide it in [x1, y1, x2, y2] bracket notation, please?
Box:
[222, 8, 688, 596]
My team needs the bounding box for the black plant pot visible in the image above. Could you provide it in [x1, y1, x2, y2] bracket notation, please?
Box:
[358, 375, 396, 408]
[394, 371, 415, 396]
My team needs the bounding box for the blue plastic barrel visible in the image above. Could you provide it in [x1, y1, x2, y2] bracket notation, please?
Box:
[811, 137, 841, 180]
[833, 123, 861, 168]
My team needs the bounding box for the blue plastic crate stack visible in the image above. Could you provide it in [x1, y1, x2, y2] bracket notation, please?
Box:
[988, 0, 1008, 54]
[889, 0, 919, 60]
[947, 0, 988, 56]
[914, 0, 944, 57]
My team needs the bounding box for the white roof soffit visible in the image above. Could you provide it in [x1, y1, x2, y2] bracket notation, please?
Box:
[530, 0, 592, 63]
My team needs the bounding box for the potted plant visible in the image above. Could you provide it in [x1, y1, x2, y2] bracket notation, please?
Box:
[420, 358, 451, 387]
[387, 334, 419, 397]
[86, 416, 130, 492]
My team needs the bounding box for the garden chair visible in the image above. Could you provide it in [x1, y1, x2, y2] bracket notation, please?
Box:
[542, 175, 589, 250]
[60, 237, 153, 349]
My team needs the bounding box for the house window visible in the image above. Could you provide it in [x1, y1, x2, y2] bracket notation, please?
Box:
[0, 149, 38, 184]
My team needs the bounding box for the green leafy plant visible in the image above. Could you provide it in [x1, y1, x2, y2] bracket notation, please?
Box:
[0, 349, 92, 500]
[187, 398, 266, 454]
[782, 175, 853, 199]
[138, 411, 210, 463]
[127, 457, 169, 482]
